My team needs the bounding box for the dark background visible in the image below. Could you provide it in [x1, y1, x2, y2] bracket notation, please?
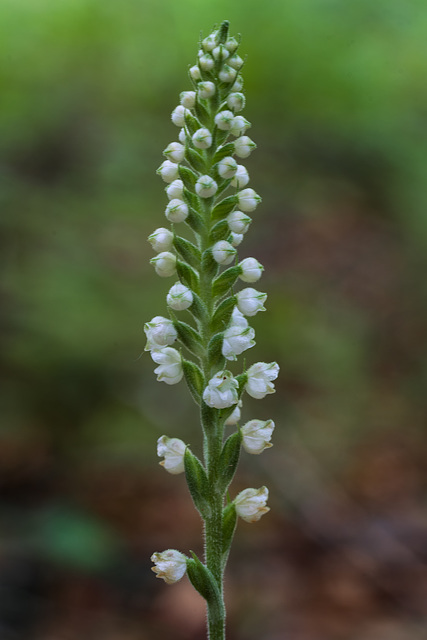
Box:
[1, 0, 426, 638]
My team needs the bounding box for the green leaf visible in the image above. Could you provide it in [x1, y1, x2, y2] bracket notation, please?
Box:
[182, 359, 205, 404]
[207, 332, 225, 369]
[186, 207, 205, 234]
[177, 260, 200, 293]
[211, 196, 237, 222]
[201, 249, 219, 279]
[218, 430, 242, 493]
[194, 99, 210, 126]
[209, 220, 230, 243]
[174, 320, 204, 357]
[183, 187, 200, 211]
[212, 266, 241, 298]
[186, 147, 206, 174]
[222, 502, 237, 563]
[186, 555, 224, 617]
[173, 235, 201, 270]
[210, 296, 236, 333]
[212, 142, 235, 164]
[179, 165, 198, 190]
[184, 111, 202, 136]
[184, 450, 210, 517]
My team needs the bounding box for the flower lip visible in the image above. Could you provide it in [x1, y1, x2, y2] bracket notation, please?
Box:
[151, 549, 187, 584]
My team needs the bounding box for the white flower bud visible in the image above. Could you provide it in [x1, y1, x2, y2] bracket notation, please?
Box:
[224, 399, 242, 426]
[234, 136, 256, 158]
[166, 179, 184, 200]
[239, 257, 264, 283]
[203, 371, 239, 409]
[197, 81, 216, 99]
[228, 54, 244, 70]
[230, 116, 251, 137]
[212, 240, 237, 265]
[236, 288, 267, 316]
[157, 160, 179, 183]
[222, 324, 255, 361]
[165, 199, 188, 223]
[192, 128, 212, 149]
[234, 486, 270, 522]
[163, 142, 185, 163]
[144, 316, 177, 351]
[171, 105, 190, 127]
[227, 210, 251, 234]
[227, 92, 246, 112]
[151, 549, 187, 584]
[189, 65, 201, 80]
[237, 188, 261, 212]
[231, 75, 243, 92]
[178, 128, 187, 144]
[230, 307, 249, 328]
[148, 227, 174, 253]
[212, 44, 229, 61]
[230, 232, 244, 247]
[167, 282, 193, 310]
[151, 347, 183, 385]
[150, 251, 177, 277]
[245, 362, 279, 399]
[241, 419, 274, 454]
[230, 165, 250, 188]
[199, 53, 214, 71]
[219, 64, 237, 83]
[217, 156, 238, 179]
[225, 36, 239, 53]
[214, 110, 235, 130]
[157, 435, 186, 474]
[180, 90, 196, 108]
[202, 33, 217, 52]
[195, 175, 218, 198]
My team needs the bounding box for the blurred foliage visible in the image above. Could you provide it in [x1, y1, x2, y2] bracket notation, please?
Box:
[1, 1, 427, 639]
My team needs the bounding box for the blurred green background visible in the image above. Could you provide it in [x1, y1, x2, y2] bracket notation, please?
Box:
[1, 0, 427, 639]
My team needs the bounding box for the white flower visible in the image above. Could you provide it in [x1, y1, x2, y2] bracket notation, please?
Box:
[151, 549, 187, 584]
[198, 81, 216, 99]
[236, 288, 267, 316]
[237, 188, 261, 212]
[195, 175, 218, 198]
[212, 44, 229, 61]
[230, 165, 249, 188]
[189, 65, 201, 80]
[230, 232, 243, 247]
[215, 110, 235, 131]
[163, 142, 185, 163]
[239, 257, 264, 283]
[192, 128, 212, 149]
[199, 53, 214, 71]
[241, 419, 274, 454]
[202, 33, 217, 52]
[227, 210, 251, 234]
[157, 160, 179, 183]
[228, 54, 244, 70]
[165, 199, 188, 223]
[245, 362, 279, 399]
[234, 136, 256, 158]
[180, 90, 196, 108]
[219, 64, 237, 83]
[230, 307, 248, 328]
[231, 75, 243, 92]
[167, 282, 193, 310]
[151, 347, 183, 385]
[230, 116, 251, 137]
[144, 316, 177, 351]
[224, 399, 242, 426]
[178, 128, 187, 144]
[166, 179, 184, 200]
[234, 487, 270, 523]
[212, 240, 236, 265]
[225, 36, 239, 53]
[222, 324, 255, 361]
[227, 92, 246, 112]
[217, 156, 238, 179]
[157, 435, 186, 474]
[203, 371, 239, 409]
[148, 227, 174, 253]
[150, 251, 177, 277]
[171, 105, 190, 127]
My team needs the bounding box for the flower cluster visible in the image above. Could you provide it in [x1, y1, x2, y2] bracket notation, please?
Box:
[146, 22, 278, 594]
